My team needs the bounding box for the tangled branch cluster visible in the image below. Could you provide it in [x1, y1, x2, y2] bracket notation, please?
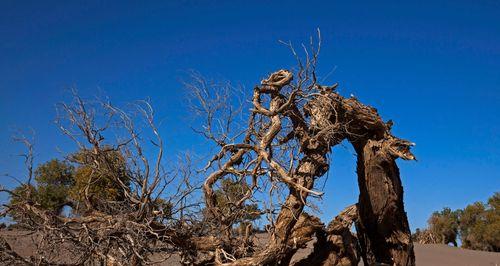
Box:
[1, 94, 202, 265]
[192, 39, 416, 265]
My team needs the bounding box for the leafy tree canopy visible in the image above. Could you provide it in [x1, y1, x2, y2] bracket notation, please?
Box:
[9, 149, 132, 221]
[427, 207, 460, 246]
[418, 192, 499, 252]
[460, 193, 499, 252]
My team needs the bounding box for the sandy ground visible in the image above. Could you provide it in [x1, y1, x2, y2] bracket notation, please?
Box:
[413, 244, 499, 266]
[1, 230, 499, 265]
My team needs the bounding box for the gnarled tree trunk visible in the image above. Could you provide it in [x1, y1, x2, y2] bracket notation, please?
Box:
[201, 68, 416, 266]
[354, 139, 415, 266]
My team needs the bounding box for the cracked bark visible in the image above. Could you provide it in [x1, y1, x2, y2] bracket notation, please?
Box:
[354, 139, 415, 266]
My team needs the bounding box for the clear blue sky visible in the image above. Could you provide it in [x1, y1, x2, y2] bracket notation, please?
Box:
[1, 0, 499, 230]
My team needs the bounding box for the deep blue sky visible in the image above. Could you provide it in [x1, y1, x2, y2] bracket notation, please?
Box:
[1, 0, 499, 230]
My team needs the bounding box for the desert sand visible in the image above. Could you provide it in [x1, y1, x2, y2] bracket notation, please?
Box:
[2, 230, 499, 265]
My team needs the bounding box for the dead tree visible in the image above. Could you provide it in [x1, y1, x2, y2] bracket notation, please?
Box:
[1, 36, 416, 265]
[0, 93, 204, 265]
[197, 40, 416, 265]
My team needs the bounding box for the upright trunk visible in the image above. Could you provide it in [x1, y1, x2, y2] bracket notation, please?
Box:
[354, 139, 415, 266]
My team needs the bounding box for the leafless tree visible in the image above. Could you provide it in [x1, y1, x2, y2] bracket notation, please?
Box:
[192, 31, 416, 266]
[1, 33, 416, 266]
[1, 92, 205, 265]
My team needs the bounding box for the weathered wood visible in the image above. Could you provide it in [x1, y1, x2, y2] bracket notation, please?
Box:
[203, 70, 416, 266]
[293, 204, 360, 266]
[354, 138, 415, 266]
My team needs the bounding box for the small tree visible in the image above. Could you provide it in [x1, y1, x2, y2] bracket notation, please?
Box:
[421, 192, 499, 252]
[33, 159, 74, 213]
[460, 202, 486, 250]
[427, 207, 460, 246]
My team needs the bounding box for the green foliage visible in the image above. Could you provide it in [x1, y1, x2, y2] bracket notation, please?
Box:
[488, 192, 500, 210]
[214, 178, 261, 225]
[459, 202, 486, 250]
[34, 159, 74, 213]
[484, 194, 500, 251]
[8, 160, 74, 222]
[459, 193, 499, 252]
[427, 207, 460, 246]
[8, 149, 133, 221]
[35, 159, 74, 187]
[68, 148, 131, 213]
[423, 192, 499, 252]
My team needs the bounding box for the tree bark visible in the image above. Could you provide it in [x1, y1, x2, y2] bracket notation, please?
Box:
[293, 204, 360, 266]
[354, 139, 415, 266]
